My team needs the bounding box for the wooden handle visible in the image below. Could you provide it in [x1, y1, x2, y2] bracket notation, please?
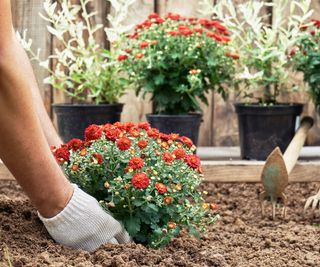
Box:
[283, 116, 314, 174]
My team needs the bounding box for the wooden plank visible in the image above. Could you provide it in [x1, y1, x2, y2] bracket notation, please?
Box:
[11, 0, 52, 114]
[202, 160, 320, 183]
[197, 146, 320, 160]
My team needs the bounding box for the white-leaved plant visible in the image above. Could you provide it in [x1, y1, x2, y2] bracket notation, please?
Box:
[17, 0, 136, 104]
[199, 0, 313, 104]
[105, 0, 137, 42]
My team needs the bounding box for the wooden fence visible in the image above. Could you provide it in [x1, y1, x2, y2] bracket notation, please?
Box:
[11, 0, 320, 146]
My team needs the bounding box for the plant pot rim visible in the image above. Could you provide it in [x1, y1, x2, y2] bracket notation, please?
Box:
[146, 113, 202, 118]
[52, 103, 124, 108]
[234, 102, 304, 108]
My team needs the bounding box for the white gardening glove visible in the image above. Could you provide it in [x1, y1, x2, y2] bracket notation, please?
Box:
[38, 184, 130, 252]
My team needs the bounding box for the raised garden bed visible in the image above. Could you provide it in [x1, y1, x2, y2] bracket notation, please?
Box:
[0, 180, 319, 266]
[0, 147, 319, 266]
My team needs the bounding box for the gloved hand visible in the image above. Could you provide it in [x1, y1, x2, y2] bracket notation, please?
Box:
[38, 184, 130, 252]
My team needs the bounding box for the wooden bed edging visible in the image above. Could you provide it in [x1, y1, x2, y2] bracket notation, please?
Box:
[1, 160, 320, 183]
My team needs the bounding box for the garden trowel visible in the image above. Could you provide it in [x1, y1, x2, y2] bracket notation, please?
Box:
[259, 116, 314, 219]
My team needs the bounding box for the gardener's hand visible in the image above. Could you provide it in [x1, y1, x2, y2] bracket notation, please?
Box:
[38, 184, 130, 252]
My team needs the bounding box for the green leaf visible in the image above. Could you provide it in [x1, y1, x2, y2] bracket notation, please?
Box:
[188, 225, 200, 239]
[124, 216, 141, 236]
[154, 74, 165, 86]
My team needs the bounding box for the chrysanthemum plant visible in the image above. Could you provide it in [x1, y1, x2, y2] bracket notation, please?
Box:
[52, 122, 218, 248]
[17, 0, 136, 104]
[116, 13, 236, 115]
[200, 0, 313, 105]
[292, 20, 320, 109]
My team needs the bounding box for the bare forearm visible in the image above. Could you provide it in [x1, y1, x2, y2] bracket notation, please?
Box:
[25, 55, 63, 147]
[0, 38, 72, 217]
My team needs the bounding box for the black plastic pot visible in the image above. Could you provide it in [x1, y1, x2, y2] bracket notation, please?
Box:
[235, 103, 304, 160]
[146, 113, 202, 146]
[52, 103, 123, 143]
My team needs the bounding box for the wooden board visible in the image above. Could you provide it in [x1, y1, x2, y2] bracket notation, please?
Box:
[2, 147, 320, 182]
[202, 160, 320, 183]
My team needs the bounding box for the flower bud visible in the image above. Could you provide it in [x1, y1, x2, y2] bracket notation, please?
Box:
[168, 222, 177, 229]
[104, 181, 110, 189]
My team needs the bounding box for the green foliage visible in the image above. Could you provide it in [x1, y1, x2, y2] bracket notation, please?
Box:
[293, 21, 320, 109]
[117, 14, 235, 114]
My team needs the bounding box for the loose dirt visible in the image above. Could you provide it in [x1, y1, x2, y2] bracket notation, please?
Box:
[0, 180, 319, 267]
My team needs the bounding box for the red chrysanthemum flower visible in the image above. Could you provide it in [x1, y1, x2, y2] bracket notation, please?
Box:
[211, 21, 228, 33]
[138, 122, 151, 130]
[186, 155, 201, 169]
[140, 41, 150, 49]
[212, 32, 224, 42]
[67, 138, 83, 151]
[80, 148, 87, 156]
[194, 27, 204, 34]
[85, 124, 102, 142]
[54, 147, 70, 164]
[128, 32, 139, 39]
[113, 122, 126, 131]
[312, 19, 320, 28]
[92, 153, 104, 165]
[129, 127, 140, 138]
[118, 54, 128, 61]
[117, 137, 132, 151]
[160, 133, 171, 141]
[180, 29, 193, 36]
[143, 20, 153, 28]
[135, 53, 144, 59]
[155, 182, 167, 194]
[220, 35, 231, 44]
[169, 133, 180, 140]
[167, 13, 181, 21]
[162, 152, 174, 164]
[137, 140, 148, 149]
[123, 122, 136, 132]
[128, 156, 144, 170]
[199, 19, 211, 28]
[180, 136, 193, 148]
[164, 196, 173, 204]
[168, 30, 180, 36]
[125, 48, 132, 53]
[131, 173, 150, 189]
[155, 17, 165, 24]
[104, 127, 121, 142]
[147, 128, 160, 138]
[148, 13, 159, 19]
[173, 149, 186, 160]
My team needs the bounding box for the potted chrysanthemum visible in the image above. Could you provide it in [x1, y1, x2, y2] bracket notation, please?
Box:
[52, 122, 218, 247]
[116, 12, 236, 145]
[292, 19, 320, 111]
[201, 0, 313, 160]
[18, 0, 136, 142]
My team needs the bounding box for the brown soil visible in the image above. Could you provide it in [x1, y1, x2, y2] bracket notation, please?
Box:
[0, 180, 320, 267]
